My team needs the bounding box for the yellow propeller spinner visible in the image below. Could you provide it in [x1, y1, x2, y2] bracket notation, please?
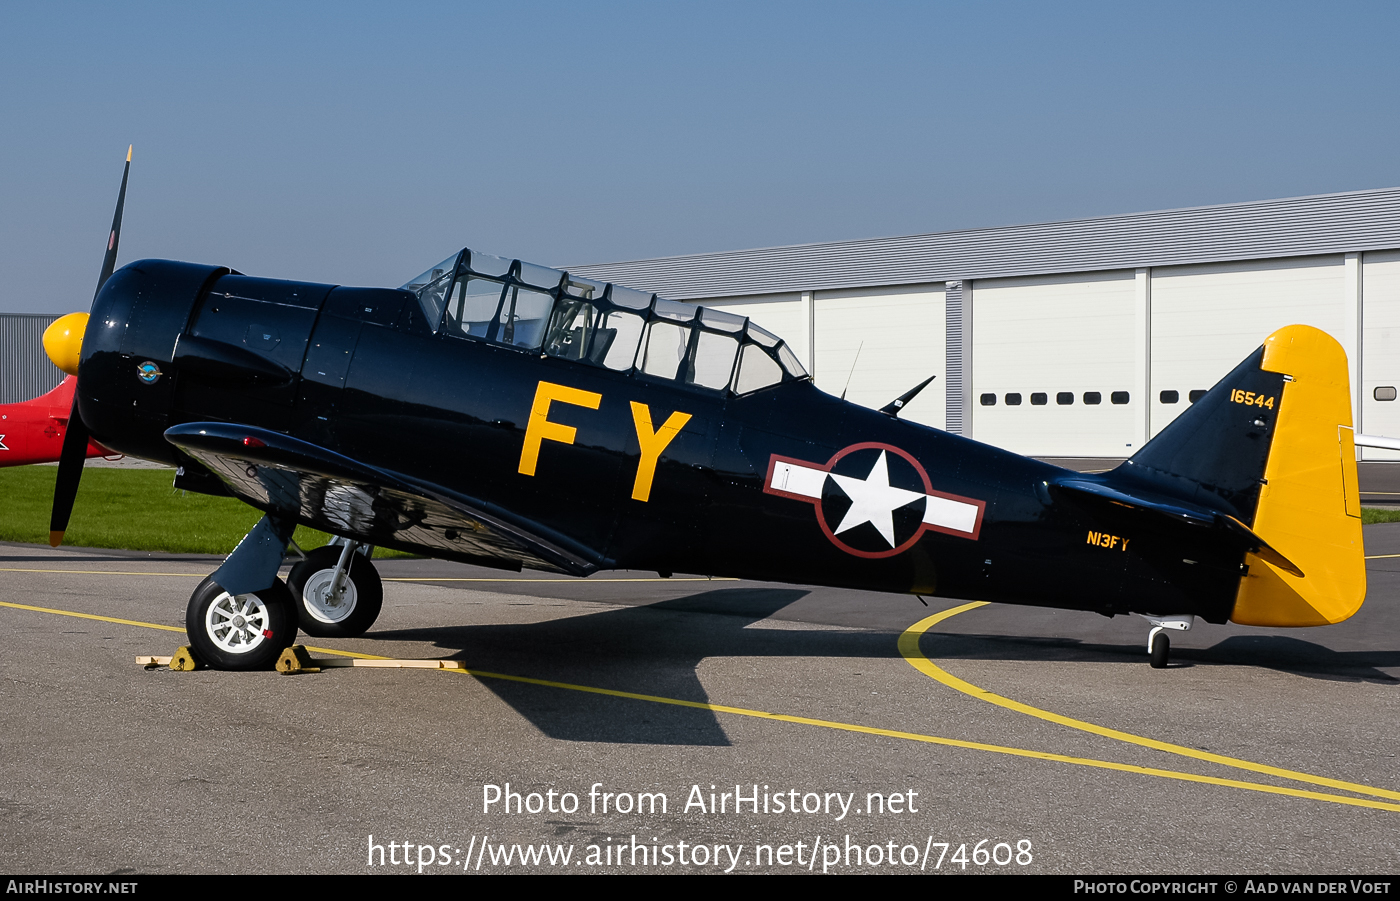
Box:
[42, 312, 89, 376]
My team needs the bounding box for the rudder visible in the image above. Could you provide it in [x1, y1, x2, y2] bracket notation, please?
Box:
[1231, 325, 1364, 626]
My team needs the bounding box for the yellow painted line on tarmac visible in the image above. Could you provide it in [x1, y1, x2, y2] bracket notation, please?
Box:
[1364, 554, 1400, 559]
[0, 567, 203, 577]
[3, 597, 1399, 814]
[0, 599, 187, 633]
[0, 566, 732, 584]
[900, 602, 1400, 804]
[384, 577, 737, 583]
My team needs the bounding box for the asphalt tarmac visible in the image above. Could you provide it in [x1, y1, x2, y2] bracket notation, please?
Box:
[1, 531, 1397, 876]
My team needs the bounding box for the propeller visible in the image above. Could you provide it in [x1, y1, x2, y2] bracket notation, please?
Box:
[49, 145, 130, 547]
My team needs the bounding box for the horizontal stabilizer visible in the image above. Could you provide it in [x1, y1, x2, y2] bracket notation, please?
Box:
[1354, 433, 1400, 451]
[1051, 478, 1303, 576]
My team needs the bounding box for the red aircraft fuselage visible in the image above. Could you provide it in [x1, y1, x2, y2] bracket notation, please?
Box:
[0, 376, 108, 467]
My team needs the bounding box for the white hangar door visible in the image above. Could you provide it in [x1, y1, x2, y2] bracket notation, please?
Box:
[811, 284, 946, 429]
[1149, 256, 1345, 439]
[698, 292, 812, 371]
[970, 271, 1138, 457]
[1362, 250, 1400, 460]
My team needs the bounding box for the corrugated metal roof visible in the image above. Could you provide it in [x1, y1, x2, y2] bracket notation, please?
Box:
[0, 313, 63, 403]
[566, 186, 1400, 300]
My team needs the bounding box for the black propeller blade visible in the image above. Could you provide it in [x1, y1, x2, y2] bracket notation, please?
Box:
[50, 146, 131, 547]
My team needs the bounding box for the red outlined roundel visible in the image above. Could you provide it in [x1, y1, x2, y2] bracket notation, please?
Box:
[763, 441, 986, 559]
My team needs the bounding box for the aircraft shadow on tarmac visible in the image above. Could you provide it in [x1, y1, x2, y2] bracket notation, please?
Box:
[363, 585, 1399, 745]
[367, 587, 917, 747]
[924, 632, 1400, 684]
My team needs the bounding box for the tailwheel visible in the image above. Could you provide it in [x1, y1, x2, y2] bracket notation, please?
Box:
[287, 544, 383, 638]
[186, 576, 296, 671]
[1149, 627, 1170, 669]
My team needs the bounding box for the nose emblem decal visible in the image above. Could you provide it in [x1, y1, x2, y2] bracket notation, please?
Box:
[136, 361, 162, 384]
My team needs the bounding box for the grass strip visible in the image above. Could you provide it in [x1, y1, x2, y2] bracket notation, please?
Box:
[0, 465, 413, 557]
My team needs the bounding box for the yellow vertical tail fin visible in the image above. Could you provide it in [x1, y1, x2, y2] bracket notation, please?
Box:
[1231, 325, 1365, 626]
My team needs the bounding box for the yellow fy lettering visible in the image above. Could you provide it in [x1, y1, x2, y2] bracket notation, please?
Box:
[630, 402, 692, 502]
[518, 381, 603, 476]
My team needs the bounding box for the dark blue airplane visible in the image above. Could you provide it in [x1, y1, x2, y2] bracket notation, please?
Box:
[48, 153, 1367, 671]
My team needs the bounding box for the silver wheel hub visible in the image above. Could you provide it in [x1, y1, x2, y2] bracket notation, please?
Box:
[204, 591, 271, 654]
[303, 568, 358, 624]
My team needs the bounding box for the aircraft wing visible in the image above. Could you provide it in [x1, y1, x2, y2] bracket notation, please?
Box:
[164, 422, 602, 576]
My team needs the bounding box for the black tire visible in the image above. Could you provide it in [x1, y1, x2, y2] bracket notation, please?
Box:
[185, 576, 296, 671]
[287, 545, 383, 638]
[1150, 631, 1170, 669]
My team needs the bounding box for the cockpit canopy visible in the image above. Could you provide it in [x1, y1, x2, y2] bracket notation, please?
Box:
[402, 249, 808, 395]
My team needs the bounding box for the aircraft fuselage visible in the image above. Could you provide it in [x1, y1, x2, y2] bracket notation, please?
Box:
[77, 260, 1247, 624]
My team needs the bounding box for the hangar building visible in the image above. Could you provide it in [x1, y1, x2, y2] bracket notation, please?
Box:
[571, 187, 1400, 461]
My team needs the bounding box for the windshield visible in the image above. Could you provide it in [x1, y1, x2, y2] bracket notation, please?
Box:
[400, 253, 460, 329]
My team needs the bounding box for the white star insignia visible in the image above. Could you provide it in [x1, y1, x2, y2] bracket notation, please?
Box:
[828, 450, 926, 547]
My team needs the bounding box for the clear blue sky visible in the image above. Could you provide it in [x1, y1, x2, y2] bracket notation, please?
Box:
[2, 1, 1398, 313]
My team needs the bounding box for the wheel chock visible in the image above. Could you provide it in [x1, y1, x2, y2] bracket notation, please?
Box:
[169, 646, 202, 671]
[276, 645, 321, 675]
[137, 655, 172, 669]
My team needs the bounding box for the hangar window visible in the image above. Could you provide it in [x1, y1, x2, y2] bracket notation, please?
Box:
[1083, 392, 1102, 405]
[1031, 393, 1047, 405]
[1111, 391, 1130, 405]
[980, 393, 997, 406]
[1159, 390, 1179, 404]
[1375, 386, 1397, 402]
[1056, 392, 1074, 405]
[1005, 393, 1022, 405]
[1189, 390, 1208, 403]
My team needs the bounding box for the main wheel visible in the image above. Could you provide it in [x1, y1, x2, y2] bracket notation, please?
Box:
[287, 545, 383, 638]
[1149, 630, 1170, 669]
[185, 576, 296, 671]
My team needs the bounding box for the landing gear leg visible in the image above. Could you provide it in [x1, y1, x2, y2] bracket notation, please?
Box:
[1139, 614, 1193, 669]
[187, 513, 298, 670]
